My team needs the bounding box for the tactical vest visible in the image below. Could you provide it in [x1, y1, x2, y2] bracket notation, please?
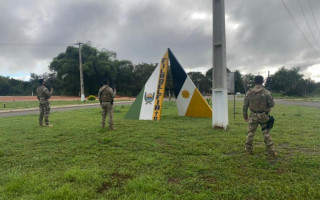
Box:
[248, 89, 270, 112]
[37, 86, 47, 100]
[101, 87, 112, 102]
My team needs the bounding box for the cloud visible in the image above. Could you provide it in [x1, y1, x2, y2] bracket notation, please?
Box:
[1, 0, 320, 82]
[225, 0, 320, 80]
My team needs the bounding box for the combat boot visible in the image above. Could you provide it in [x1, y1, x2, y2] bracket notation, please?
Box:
[245, 147, 253, 155]
[246, 150, 253, 155]
[268, 152, 277, 159]
[266, 144, 276, 158]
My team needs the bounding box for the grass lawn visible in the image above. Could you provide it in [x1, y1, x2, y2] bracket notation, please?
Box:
[0, 101, 320, 199]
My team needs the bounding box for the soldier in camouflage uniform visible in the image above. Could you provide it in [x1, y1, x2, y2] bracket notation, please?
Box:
[243, 75, 277, 157]
[36, 79, 53, 126]
[98, 79, 116, 130]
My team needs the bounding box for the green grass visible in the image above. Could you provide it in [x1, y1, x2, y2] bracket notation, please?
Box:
[0, 101, 320, 199]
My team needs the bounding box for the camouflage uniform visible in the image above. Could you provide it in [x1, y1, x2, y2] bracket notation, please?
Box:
[36, 85, 53, 126]
[98, 85, 116, 129]
[243, 85, 276, 155]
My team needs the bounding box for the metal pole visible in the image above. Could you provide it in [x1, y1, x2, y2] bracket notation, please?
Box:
[212, 0, 228, 130]
[77, 42, 85, 101]
[234, 93, 235, 119]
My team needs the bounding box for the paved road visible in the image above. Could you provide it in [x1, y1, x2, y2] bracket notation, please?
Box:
[273, 98, 320, 108]
[0, 101, 133, 118]
[229, 96, 320, 109]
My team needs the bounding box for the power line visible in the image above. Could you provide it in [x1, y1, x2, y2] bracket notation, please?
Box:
[281, 0, 320, 55]
[307, 0, 320, 37]
[297, 0, 320, 50]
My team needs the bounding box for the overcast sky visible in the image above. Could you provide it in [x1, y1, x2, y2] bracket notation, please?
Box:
[1, 0, 320, 82]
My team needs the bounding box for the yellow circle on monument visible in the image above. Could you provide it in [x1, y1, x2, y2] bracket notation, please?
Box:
[181, 90, 190, 98]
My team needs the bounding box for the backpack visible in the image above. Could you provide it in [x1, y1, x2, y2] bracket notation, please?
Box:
[101, 86, 112, 102]
[248, 90, 264, 112]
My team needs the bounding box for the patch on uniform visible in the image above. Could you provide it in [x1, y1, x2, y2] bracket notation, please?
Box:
[181, 90, 190, 98]
[144, 92, 155, 104]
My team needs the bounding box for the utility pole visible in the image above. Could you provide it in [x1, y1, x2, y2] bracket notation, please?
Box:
[266, 71, 271, 91]
[76, 42, 85, 101]
[212, 0, 228, 130]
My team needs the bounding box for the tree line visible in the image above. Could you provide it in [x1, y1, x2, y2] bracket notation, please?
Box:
[1, 44, 319, 97]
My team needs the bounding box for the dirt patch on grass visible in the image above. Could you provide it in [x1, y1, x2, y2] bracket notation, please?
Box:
[111, 172, 132, 182]
[226, 152, 239, 156]
[168, 177, 181, 184]
[276, 168, 287, 174]
[299, 148, 318, 155]
[199, 175, 216, 184]
[97, 182, 112, 193]
[155, 139, 174, 149]
[278, 142, 290, 148]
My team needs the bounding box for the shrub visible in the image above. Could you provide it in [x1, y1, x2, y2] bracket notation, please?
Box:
[87, 95, 96, 101]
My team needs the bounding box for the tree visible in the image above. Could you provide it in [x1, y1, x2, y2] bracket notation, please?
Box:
[114, 60, 134, 96]
[205, 67, 231, 81]
[0, 75, 31, 95]
[234, 70, 245, 94]
[165, 66, 174, 97]
[271, 67, 304, 96]
[0, 76, 10, 95]
[314, 83, 320, 95]
[188, 72, 211, 94]
[130, 63, 157, 96]
[29, 72, 59, 95]
[205, 68, 212, 81]
[48, 44, 163, 96]
[49, 46, 81, 95]
[49, 44, 119, 95]
[303, 78, 317, 96]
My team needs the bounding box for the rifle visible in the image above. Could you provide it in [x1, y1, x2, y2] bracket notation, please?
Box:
[111, 84, 116, 105]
